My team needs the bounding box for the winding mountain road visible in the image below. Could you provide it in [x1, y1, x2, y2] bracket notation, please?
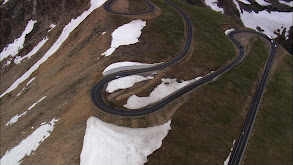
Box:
[92, 0, 277, 164]
[228, 34, 277, 165]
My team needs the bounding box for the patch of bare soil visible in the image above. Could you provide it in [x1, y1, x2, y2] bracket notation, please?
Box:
[0, 0, 172, 164]
[1, 5, 128, 164]
[111, 0, 129, 13]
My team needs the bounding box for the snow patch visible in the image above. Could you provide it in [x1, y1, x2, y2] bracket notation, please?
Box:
[238, 0, 251, 4]
[279, 0, 293, 7]
[2, 0, 9, 5]
[224, 139, 236, 165]
[0, 118, 58, 165]
[3, 58, 12, 68]
[0, 0, 107, 98]
[0, 20, 37, 62]
[255, 0, 271, 6]
[124, 77, 202, 109]
[80, 116, 171, 165]
[14, 37, 48, 64]
[103, 61, 161, 75]
[106, 75, 154, 93]
[102, 20, 146, 56]
[204, 0, 224, 13]
[48, 24, 56, 32]
[225, 28, 235, 36]
[233, 0, 241, 11]
[28, 96, 47, 110]
[6, 96, 47, 126]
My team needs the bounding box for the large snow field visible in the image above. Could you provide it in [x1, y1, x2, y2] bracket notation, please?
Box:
[106, 75, 154, 93]
[103, 61, 161, 76]
[240, 10, 293, 39]
[124, 77, 202, 109]
[6, 96, 47, 126]
[204, 0, 224, 14]
[80, 117, 171, 165]
[0, 20, 37, 62]
[0, 118, 58, 165]
[0, 0, 107, 98]
[231, 0, 293, 39]
[102, 20, 146, 56]
[205, 0, 293, 40]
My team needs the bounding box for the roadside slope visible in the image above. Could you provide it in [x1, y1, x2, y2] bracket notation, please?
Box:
[243, 53, 292, 164]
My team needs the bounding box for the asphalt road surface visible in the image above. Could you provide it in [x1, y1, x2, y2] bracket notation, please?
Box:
[228, 34, 277, 165]
[92, 1, 277, 164]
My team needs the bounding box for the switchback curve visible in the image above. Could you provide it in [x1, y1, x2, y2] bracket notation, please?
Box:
[91, 1, 277, 123]
[104, 0, 155, 15]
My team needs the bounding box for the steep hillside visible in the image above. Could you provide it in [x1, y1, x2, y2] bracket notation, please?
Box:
[0, 0, 291, 164]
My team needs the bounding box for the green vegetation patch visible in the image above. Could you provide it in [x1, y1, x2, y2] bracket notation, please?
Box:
[147, 36, 270, 164]
[243, 54, 293, 165]
[164, 0, 240, 80]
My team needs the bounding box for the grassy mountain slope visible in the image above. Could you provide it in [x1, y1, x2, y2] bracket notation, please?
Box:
[243, 54, 292, 165]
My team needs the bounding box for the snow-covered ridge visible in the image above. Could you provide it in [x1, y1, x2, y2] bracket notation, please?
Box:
[80, 117, 171, 165]
[124, 77, 202, 109]
[106, 75, 154, 93]
[0, 0, 107, 98]
[102, 20, 146, 56]
[0, 118, 58, 165]
[6, 96, 47, 126]
[0, 20, 37, 62]
[103, 61, 161, 76]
